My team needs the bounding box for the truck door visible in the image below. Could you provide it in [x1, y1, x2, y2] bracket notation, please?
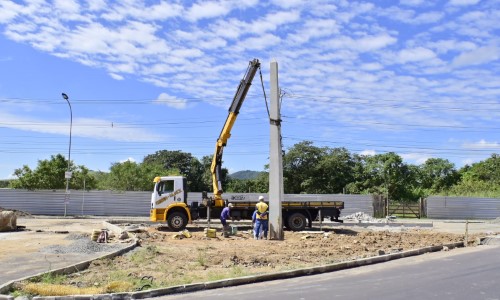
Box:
[151, 177, 186, 209]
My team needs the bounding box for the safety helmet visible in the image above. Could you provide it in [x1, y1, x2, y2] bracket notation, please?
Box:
[258, 196, 265, 201]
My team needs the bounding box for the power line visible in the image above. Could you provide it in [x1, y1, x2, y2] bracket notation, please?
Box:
[282, 116, 500, 131]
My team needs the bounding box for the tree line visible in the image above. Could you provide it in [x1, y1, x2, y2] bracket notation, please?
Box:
[5, 141, 499, 201]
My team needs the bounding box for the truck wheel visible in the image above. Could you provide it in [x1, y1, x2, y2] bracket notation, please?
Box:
[167, 212, 188, 231]
[287, 213, 307, 231]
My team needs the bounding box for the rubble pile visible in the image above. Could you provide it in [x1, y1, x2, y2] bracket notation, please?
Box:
[342, 212, 384, 223]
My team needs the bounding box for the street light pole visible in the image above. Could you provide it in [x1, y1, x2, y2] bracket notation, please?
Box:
[62, 92, 72, 217]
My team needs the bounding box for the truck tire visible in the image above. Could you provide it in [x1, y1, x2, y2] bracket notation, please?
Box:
[287, 212, 307, 231]
[167, 211, 188, 231]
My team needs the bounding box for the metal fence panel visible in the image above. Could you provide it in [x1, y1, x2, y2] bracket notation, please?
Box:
[427, 196, 500, 219]
[0, 189, 150, 216]
[0, 189, 372, 217]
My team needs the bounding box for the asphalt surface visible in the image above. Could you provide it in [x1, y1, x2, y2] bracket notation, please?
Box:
[0, 217, 131, 286]
[157, 245, 500, 300]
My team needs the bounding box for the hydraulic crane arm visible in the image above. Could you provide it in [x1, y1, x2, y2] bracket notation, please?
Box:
[210, 58, 261, 206]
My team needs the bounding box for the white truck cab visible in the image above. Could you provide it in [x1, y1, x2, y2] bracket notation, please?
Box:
[151, 176, 187, 209]
[150, 176, 193, 230]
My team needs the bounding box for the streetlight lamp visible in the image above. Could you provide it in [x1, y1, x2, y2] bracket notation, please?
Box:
[62, 92, 72, 217]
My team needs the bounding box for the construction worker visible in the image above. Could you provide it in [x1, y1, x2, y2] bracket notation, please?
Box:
[220, 203, 234, 237]
[254, 196, 268, 239]
[251, 209, 262, 239]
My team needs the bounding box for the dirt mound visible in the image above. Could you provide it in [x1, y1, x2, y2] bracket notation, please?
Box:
[23, 225, 472, 294]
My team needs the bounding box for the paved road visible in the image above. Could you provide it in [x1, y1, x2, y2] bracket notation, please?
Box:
[159, 245, 500, 300]
[0, 218, 127, 286]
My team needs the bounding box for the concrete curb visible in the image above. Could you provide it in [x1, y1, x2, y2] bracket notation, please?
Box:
[0, 221, 139, 299]
[0, 241, 464, 300]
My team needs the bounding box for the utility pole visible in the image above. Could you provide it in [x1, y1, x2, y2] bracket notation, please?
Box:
[268, 60, 284, 240]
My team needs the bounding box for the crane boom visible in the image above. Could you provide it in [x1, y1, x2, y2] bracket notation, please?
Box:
[210, 58, 261, 207]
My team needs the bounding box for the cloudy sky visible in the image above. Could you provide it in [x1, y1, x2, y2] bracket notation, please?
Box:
[0, 0, 499, 179]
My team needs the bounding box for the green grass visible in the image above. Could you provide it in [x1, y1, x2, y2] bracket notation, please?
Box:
[130, 245, 160, 264]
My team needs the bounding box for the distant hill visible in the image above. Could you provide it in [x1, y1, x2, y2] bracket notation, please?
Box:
[229, 170, 262, 180]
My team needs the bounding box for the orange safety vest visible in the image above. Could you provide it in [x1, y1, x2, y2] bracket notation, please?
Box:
[256, 202, 269, 220]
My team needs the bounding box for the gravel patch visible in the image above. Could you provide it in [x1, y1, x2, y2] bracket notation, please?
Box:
[41, 238, 125, 255]
[65, 233, 89, 240]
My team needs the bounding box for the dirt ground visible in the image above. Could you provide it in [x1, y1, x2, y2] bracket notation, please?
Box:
[3, 217, 499, 296]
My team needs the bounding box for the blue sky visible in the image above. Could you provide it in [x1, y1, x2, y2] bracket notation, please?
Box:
[0, 0, 499, 180]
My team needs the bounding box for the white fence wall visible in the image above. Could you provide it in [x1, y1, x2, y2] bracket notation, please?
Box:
[0, 189, 151, 216]
[2, 190, 498, 219]
[427, 196, 500, 219]
[0, 190, 370, 217]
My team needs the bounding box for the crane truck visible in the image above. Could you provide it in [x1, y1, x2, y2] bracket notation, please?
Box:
[150, 59, 344, 231]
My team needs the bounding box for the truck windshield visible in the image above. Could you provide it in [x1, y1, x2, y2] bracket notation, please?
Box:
[158, 180, 174, 194]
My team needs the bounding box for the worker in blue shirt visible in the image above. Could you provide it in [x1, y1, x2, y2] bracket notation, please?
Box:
[252, 209, 261, 239]
[220, 203, 234, 237]
[254, 196, 269, 240]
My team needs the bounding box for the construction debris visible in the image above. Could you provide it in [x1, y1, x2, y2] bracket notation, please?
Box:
[172, 229, 192, 239]
[0, 210, 17, 232]
[342, 212, 384, 223]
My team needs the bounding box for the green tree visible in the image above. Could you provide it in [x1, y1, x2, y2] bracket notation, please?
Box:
[0, 180, 10, 188]
[226, 172, 269, 193]
[105, 160, 142, 191]
[70, 166, 97, 190]
[462, 153, 499, 184]
[251, 171, 269, 193]
[314, 147, 355, 193]
[104, 160, 167, 191]
[363, 152, 418, 201]
[450, 154, 500, 197]
[142, 150, 210, 192]
[10, 154, 97, 190]
[283, 141, 326, 193]
[419, 158, 459, 193]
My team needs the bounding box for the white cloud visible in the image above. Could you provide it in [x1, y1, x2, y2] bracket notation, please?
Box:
[154, 93, 188, 109]
[101, 2, 183, 21]
[236, 33, 281, 51]
[462, 140, 500, 150]
[401, 153, 432, 165]
[453, 45, 500, 67]
[270, 0, 305, 8]
[186, 1, 232, 22]
[109, 73, 124, 80]
[326, 34, 397, 52]
[411, 11, 444, 24]
[0, 112, 162, 142]
[426, 39, 476, 54]
[86, 0, 107, 11]
[357, 34, 398, 51]
[288, 18, 338, 44]
[398, 47, 436, 63]
[399, 0, 425, 6]
[0, 0, 497, 173]
[53, 0, 80, 15]
[360, 62, 383, 71]
[0, 2, 21, 23]
[119, 157, 136, 163]
[448, 0, 480, 6]
[360, 150, 376, 156]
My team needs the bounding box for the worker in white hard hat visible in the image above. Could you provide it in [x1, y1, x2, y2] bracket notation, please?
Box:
[254, 196, 269, 240]
[220, 203, 234, 237]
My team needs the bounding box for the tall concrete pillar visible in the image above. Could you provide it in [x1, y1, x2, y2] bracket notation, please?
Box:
[269, 60, 284, 240]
